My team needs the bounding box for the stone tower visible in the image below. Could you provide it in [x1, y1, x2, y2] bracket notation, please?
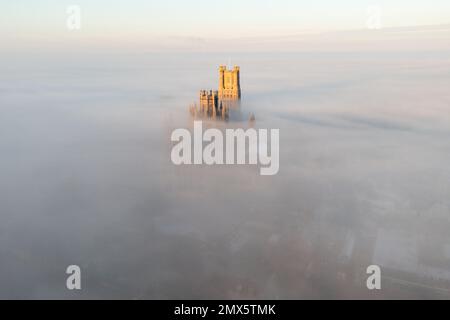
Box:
[199, 90, 219, 117]
[218, 65, 241, 100]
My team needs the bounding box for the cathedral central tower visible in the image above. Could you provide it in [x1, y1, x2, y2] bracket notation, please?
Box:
[218, 65, 241, 100]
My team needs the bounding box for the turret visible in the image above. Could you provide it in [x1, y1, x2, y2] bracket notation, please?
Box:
[219, 66, 226, 98]
[233, 66, 241, 99]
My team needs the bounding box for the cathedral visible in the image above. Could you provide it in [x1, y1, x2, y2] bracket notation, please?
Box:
[190, 66, 241, 120]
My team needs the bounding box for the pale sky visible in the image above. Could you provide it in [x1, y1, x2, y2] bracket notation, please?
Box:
[1, 0, 450, 41]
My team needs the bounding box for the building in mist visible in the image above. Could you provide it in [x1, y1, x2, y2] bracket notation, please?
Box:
[190, 66, 241, 120]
